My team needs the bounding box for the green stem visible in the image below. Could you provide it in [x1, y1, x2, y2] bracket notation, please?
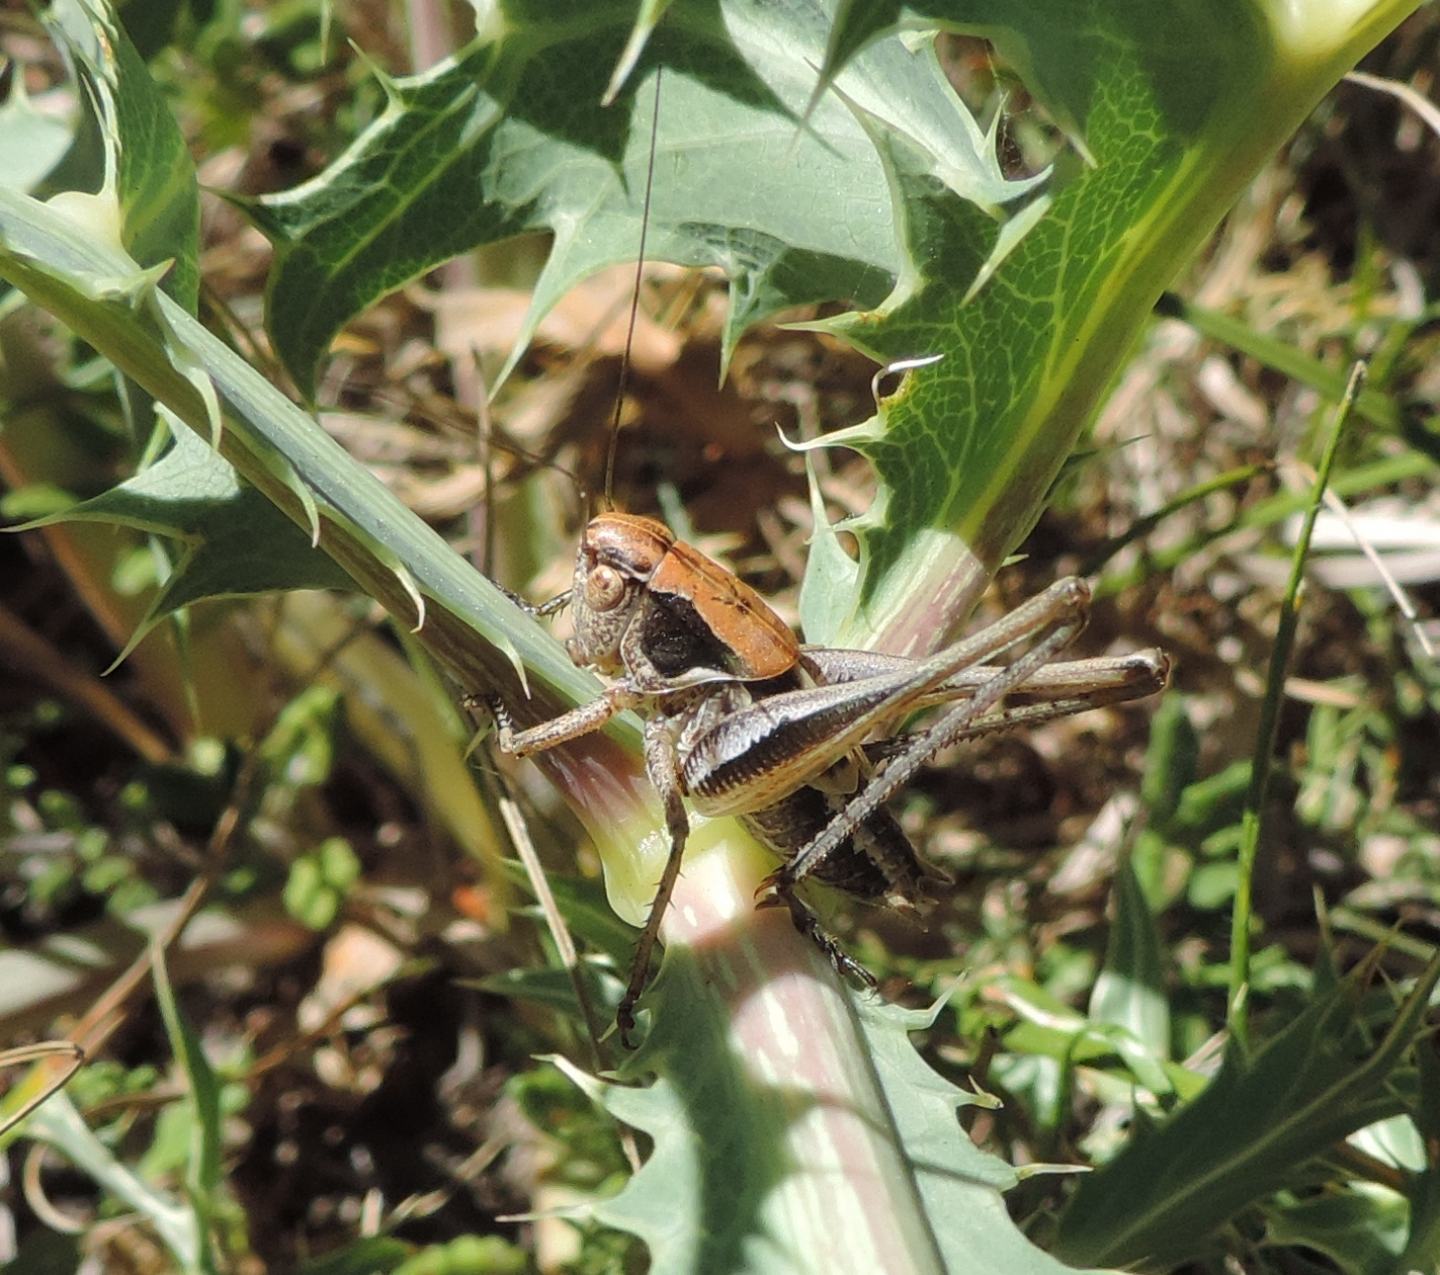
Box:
[1226, 362, 1365, 1047]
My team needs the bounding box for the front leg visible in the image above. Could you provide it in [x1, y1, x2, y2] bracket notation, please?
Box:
[481, 685, 641, 758]
[616, 713, 691, 1047]
[481, 686, 690, 1044]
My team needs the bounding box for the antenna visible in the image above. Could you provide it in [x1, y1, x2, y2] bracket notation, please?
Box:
[603, 65, 664, 510]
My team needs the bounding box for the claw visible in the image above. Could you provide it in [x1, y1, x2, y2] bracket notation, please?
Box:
[754, 867, 792, 908]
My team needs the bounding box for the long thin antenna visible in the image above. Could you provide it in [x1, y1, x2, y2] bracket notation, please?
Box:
[603, 65, 664, 510]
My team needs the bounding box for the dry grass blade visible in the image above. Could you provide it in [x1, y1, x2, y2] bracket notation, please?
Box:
[0, 1042, 86, 1139]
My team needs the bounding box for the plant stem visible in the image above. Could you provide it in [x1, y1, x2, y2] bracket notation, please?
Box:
[1226, 362, 1365, 1047]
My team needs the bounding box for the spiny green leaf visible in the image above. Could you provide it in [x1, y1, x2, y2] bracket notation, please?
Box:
[0, 68, 74, 194]
[14, 421, 353, 647]
[797, 455, 862, 643]
[254, 0, 1030, 397]
[804, 0, 1418, 645]
[0, 176, 633, 778]
[1055, 954, 1440, 1268]
[562, 944, 1113, 1275]
[1262, 1187, 1412, 1275]
[47, 0, 200, 310]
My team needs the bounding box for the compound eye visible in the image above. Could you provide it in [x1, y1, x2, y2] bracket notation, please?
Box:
[585, 564, 627, 611]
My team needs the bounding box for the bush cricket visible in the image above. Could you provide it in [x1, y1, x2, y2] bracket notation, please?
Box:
[486, 511, 1169, 1043]
[480, 67, 1168, 1044]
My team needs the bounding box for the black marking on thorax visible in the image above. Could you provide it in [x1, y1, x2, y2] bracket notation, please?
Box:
[641, 590, 739, 679]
